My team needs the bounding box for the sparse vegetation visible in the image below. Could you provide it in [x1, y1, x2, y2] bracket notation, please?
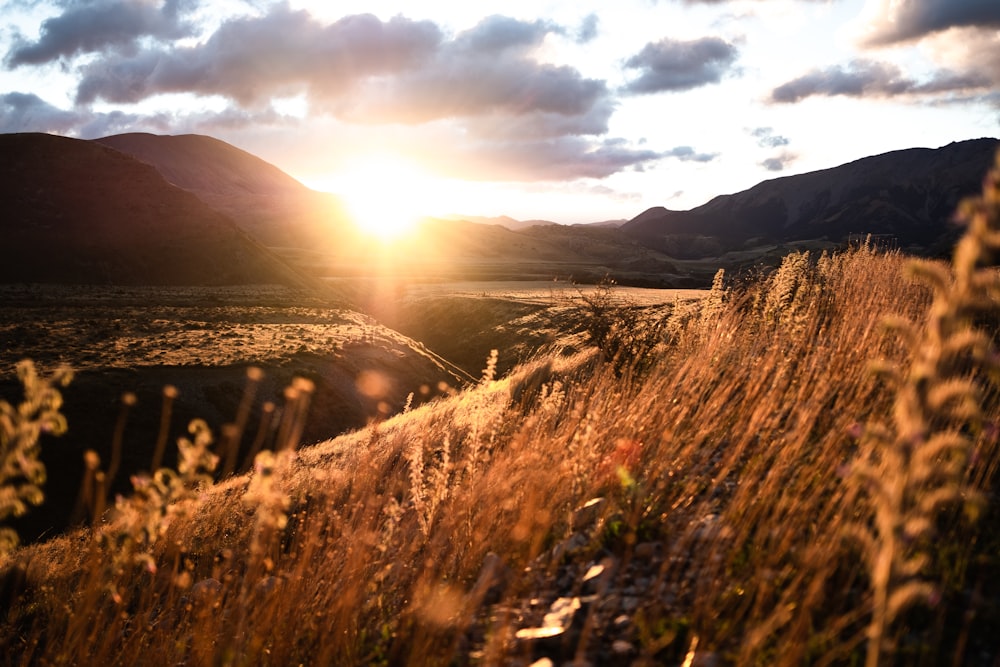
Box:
[1, 156, 1000, 665]
[0, 361, 71, 555]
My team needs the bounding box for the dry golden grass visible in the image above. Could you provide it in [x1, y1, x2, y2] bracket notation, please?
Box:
[2, 173, 1000, 664]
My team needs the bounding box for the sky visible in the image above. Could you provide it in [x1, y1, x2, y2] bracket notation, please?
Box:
[1, 0, 999, 225]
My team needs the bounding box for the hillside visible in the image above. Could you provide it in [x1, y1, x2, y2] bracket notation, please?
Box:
[94, 133, 351, 249]
[0, 133, 319, 287]
[4, 237, 1000, 665]
[89, 134, 681, 284]
[622, 138, 999, 257]
[326, 216, 685, 294]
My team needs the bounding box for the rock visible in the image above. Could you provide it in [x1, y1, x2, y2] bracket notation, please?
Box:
[551, 532, 590, 563]
[611, 639, 635, 656]
[570, 498, 607, 531]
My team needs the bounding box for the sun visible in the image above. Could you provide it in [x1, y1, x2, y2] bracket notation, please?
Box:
[334, 155, 434, 241]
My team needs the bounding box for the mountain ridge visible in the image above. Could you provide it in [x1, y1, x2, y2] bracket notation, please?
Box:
[0, 132, 323, 287]
[94, 133, 351, 249]
[621, 138, 999, 257]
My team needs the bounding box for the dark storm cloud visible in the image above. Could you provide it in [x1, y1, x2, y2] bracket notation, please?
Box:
[861, 0, 1000, 46]
[664, 145, 718, 162]
[6, 0, 196, 67]
[770, 59, 990, 103]
[75, 8, 443, 106]
[760, 151, 797, 172]
[622, 36, 738, 94]
[750, 126, 790, 148]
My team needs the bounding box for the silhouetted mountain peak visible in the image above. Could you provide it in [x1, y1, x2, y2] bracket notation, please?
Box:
[95, 132, 350, 248]
[0, 132, 318, 287]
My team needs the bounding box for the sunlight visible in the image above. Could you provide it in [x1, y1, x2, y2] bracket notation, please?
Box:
[333, 155, 435, 241]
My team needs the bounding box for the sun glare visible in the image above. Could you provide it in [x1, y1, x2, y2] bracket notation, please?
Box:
[334, 156, 434, 240]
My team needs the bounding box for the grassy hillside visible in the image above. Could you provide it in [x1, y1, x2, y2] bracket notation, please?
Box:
[1, 159, 1000, 665]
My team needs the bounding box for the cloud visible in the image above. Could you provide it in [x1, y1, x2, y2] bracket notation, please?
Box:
[749, 126, 790, 148]
[462, 98, 616, 140]
[451, 136, 665, 181]
[664, 145, 719, 162]
[576, 13, 599, 43]
[76, 9, 444, 107]
[8, 7, 656, 181]
[69, 10, 626, 165]
[6, 0, 196, 67]
[0, 90, 294, 138]
[71, 9, 608, 130]
[622, 36, 738, 94]
[922, 29, 1000, 105]
[0, 91, 81, 133]
[859, 0, 1000, 46]
[452, 14, 559, 53]
[759, 151, 797, 172]
[769, 59, 990, 103]
[342, 59, 608, 126]
[677, 0, 830, 2]
[0, 90, 180, 136]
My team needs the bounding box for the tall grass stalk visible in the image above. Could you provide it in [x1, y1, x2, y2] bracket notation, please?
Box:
[849, 151, 1000, 666]
[0, 361, 71, 555]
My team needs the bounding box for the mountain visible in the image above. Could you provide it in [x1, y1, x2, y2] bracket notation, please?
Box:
[621, 138, 999, 257]
[338, 216, 682, 285]
[94, 133, 351, 249]
[444, 214, 559, 231]
[0, 132, 319, 286]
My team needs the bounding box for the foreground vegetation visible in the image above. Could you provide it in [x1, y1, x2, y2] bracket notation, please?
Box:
[2, 158, 1000, 665]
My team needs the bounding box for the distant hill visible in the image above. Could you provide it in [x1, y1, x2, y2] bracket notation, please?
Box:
[344, 216, 682, 285]
[94, 133, 351, 249]
[621, 138, 999, 257]
[574, 219, 627, 229]
[445, 214, 558, 231]
[0, 133, 320, 286]
[443, 215, 625, 231]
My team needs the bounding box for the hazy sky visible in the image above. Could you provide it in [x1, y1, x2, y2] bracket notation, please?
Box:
[2, 0, 999, 223]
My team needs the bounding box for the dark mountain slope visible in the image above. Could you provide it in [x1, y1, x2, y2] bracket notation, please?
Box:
[0, 132, 319, 286]
[622, 138, 999, 256]
[94, 133, 350, 248]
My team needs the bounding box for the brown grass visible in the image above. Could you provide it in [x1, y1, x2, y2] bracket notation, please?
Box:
[1, 226, 999, 665]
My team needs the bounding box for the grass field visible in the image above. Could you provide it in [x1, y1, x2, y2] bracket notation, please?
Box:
[1, 158, 999, 665]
